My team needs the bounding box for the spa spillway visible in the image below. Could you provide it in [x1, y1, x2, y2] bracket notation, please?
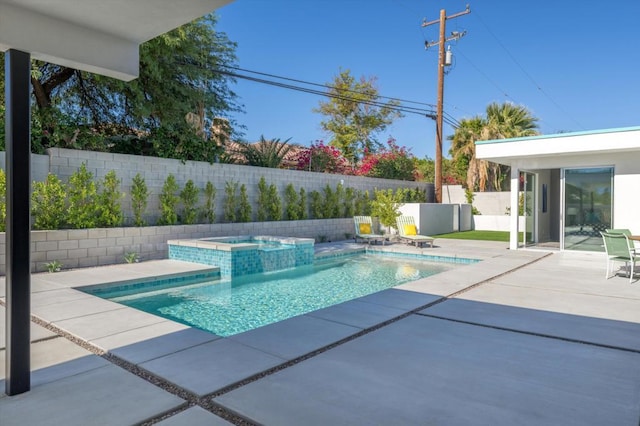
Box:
[168, 236, 315, 278]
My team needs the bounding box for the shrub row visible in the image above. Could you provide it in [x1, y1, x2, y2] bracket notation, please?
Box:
[0, 164, 427, 230]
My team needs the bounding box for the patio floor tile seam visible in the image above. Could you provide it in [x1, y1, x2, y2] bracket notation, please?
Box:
[0, 335, 61, 353]
[25, 311, 108, 357]
[29, 334, 63, 345]
[477, 279, 640, 300]
[416, 313, 640, 355]
[105, 251, 553, 425]
[193, 251, 555, 402]
[424, 251, 555, 303]
[19, 311, 250, 425]
[31, 305, 127, 325]
[102, 351, 264, 426]
[2, 247, 548, 425]
[11, 296, 269, 424]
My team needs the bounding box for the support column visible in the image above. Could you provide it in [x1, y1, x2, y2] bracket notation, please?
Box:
[509, 166, 520, 250]
[5, 49, 31, 396]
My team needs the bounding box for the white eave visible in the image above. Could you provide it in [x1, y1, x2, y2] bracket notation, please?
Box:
[0, 0, 234, 81]
[475, 126, 640, 166]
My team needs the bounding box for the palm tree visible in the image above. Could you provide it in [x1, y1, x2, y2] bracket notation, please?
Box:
[449, 116, 486, 191]
[482, 102, 539, 190]
[449, 102, 539, 191]
[235, 136, 295, 168]
[482, 102, 539, 139]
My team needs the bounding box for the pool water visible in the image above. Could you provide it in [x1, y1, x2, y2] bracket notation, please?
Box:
[95, 255, 455, 336]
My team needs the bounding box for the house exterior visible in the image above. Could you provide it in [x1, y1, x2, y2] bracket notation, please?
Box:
[475, 126, 640, 252]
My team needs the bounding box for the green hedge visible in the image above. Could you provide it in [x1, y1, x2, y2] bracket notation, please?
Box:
[12, 163, 428, 230]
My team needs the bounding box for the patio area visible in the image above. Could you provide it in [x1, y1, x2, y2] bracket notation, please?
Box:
[1, 239, 639, 425]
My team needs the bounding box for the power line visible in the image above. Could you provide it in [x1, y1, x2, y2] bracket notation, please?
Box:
[473, 9, 585, 130]
[391, 0, 431, 42]
[454, 46, 517, 103]
[221, 68, 430, 116]
[214, 66, 461, 128]
[221, 65, 440, 110]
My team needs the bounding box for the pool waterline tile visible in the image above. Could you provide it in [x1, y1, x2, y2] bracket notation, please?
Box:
[168, 236, 315, 278]
[81, 253, 461, 338]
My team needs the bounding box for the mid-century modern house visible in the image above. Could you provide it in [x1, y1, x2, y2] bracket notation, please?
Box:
[475, 126, 640, 252]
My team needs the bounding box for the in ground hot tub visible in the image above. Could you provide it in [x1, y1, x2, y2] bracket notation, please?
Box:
[168, 235, 315, 277]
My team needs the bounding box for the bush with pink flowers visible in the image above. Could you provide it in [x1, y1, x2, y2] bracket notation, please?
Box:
[355, 137, 416, 181]
[296, 141, 353, 174]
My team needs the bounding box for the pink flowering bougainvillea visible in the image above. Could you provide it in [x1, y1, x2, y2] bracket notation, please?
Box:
[296, 141, 353, 174]
[355, 137, 416, 181]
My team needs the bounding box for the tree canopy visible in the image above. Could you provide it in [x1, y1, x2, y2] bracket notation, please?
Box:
[1, 13, 241, 162]
[315, 69, 401, 164]
[449, 102, 539, 191]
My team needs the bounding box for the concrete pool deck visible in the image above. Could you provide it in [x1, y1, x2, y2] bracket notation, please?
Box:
[1, 239, 639, 425]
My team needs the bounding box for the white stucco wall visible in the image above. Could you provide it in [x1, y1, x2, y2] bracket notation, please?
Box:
[399, 203, 465, 235]
[611, 157, 640, 235]
[441, 185, 510, 216]
[473, 215, 526, 232]
[477, 127, 640, 248]
[508, 152, 640, 235]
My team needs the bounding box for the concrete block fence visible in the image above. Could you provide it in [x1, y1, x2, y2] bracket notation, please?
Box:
[43, 148, 432, 225]
[1, 218, 355, 274]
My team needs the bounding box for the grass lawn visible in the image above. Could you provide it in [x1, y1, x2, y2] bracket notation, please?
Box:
[434, 230, 510, 242]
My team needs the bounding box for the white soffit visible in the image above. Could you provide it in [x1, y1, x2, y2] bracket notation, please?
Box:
[476, 127, 640, 165]
[0, 0, 234, 81]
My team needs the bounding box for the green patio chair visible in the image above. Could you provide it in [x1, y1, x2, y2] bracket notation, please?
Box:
[601, 231, 637, 283]
[605, 228, 636, 250]
[395, 215, 435, 248]
[353, 216, 385, 245]
[605, 228, 632, 236]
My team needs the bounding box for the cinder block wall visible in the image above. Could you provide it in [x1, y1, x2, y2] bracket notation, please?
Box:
[4, 218, 355, 274]
[0, 152, 50, 182]
[46, 148, 431, 225]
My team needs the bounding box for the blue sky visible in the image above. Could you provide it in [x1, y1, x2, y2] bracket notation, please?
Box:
[215, 0, 640, 159]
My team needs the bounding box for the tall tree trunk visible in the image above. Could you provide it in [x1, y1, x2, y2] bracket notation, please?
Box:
[31, 77, 50, 109]
[32, 67, 76, 109]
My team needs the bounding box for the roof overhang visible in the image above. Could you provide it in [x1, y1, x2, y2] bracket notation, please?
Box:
[476, 126, 640, 166]
[0, 0, 234, 81]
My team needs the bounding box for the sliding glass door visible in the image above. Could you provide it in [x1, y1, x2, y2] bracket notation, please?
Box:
[563, 167, 613, 251]
[521, 172, 535, 246]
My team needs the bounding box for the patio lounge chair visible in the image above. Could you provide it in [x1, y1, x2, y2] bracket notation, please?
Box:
[605, 228, 632, 236]
[601, 231, 637, 283]
[353, 216, 386, 245]
[396, 215, 434, 248]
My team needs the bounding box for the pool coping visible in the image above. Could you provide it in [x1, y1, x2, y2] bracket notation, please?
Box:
[79, 246, 481, 297]
[11, 242, 544, 370]
[168, 235, 315, 252]
[0, 240, 551, 422]
[4, 241, 640, 425]
[77, 248, 480, 337]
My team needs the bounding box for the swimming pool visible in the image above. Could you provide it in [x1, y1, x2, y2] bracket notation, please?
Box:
[84, 254, 459, 336]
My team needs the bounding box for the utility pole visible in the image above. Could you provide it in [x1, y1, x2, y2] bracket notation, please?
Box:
[423, 5, 470, 203]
